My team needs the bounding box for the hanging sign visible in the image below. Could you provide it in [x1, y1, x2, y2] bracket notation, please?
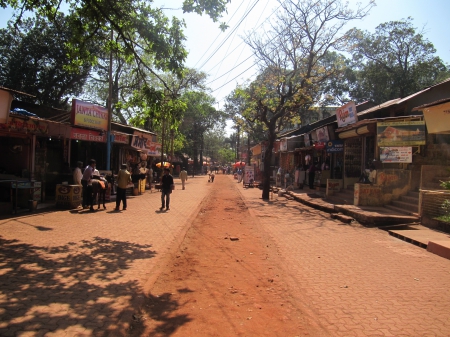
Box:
[314, 141, 326, 150]
[380, 147, 413, 163]
[336, 101, 358, 127]
[71, 99, 108, 131]
[280, 138, 288, 152]
[377, 121, 425, 146]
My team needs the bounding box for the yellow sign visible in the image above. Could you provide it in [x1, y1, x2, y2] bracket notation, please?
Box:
[71, 99, 108, 131]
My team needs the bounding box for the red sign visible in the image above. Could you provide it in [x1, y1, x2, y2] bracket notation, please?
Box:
[314, 141, 326, 150]
[70, 127, 106, 143]
[0, 116, 48, 133]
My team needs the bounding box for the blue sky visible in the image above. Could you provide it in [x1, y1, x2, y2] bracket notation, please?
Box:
[1, 0, 449, 112]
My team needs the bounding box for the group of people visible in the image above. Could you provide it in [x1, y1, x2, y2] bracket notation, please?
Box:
[71, 161, 192, 212]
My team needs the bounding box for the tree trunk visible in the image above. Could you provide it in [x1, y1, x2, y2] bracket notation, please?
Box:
[261, 133, 275, 200]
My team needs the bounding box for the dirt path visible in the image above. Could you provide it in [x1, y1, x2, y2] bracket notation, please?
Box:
[129, 174, 327, 336]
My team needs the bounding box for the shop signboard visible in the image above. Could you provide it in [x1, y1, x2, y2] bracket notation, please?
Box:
[70, 127, 106, 143]
[316, 126, 329, 142]
[0, 89, 13, 124]
[0, 116, 48, 134]
[336, 101, 358, 128]
[377, 121, 425, 146]
[112, 131, 129, 144]
[71, 99, 108, 131]
[131, 130, 161, 156]
[380, 147, 413, 163]
[423, 102, 450, 134]
[326, 140, 344, 153]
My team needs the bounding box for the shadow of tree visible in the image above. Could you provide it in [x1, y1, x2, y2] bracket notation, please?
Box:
[130, 292, 192, 336]
[0, 236, 157, 336]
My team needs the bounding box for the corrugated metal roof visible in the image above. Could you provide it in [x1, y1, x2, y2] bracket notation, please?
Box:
[356, 98, 401, 117]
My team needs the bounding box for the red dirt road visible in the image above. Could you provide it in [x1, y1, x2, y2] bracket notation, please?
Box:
[130, 174, 327, 336]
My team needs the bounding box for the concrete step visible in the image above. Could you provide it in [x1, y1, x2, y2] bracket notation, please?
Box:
[384, 204, 419, 217]
[391, 200, 418, 213]
[407, 191, 420, 199]
[325, 195, 353, 205]
[400, 194, 419, 204]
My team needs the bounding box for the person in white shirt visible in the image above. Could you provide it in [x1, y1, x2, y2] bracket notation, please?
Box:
[73, 161, 83, 185]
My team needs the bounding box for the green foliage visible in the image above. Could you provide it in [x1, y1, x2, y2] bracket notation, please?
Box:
[0, 14, 93, 108]
[347, 17, 449, 103]
[217, 148, 235, 165]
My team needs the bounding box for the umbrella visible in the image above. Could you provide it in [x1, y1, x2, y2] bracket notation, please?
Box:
[233, 161, 246, 167]
[156, 161, 171, 168]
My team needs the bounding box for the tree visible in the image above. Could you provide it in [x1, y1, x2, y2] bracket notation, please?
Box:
[232, 0, 373, 199]
[347, 17, 449, 103]
[0, 14, 93, 108]
[179, 91, 226, 174]
[3, 0, 229, 86]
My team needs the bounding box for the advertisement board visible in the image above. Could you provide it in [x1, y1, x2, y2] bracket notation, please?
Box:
[336, 101, 358, 128]
[71, 99, 108, 131]
[244, 165, 255, 185]
[380, 147, 413, 163]
[326, 140, 344, 153]
[316, 126, 329, 142]
[377, 121, 425, 146]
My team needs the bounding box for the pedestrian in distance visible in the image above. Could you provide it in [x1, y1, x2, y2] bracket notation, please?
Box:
[81, 159, 96, 209]
[209, 171, 215, 182]
[73, 161, 83, 186]
[115, 164, 132, 211]
[180, 167, 188, 190]
[160, 167, 174, 211]
[308, 163, 317, 189]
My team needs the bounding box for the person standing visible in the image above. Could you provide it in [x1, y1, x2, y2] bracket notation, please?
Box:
[115, 164, 131, 211]
[81, 159, 96, 209]
[160, 167, 174, 211]
[308, 163, 316, 189]
[237, 168, 243, 183]
[73, 161, 83, 186]
[180, 167, 188, 190]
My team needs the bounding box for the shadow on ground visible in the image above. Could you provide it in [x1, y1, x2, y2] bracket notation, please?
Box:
[0, 236, 156, 336]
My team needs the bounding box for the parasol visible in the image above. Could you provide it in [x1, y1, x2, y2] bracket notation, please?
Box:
[156, 161, 171, 168]
[233, 161, 246, 167]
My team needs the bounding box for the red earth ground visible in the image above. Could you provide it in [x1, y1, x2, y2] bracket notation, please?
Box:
[128, 175, 329, 336]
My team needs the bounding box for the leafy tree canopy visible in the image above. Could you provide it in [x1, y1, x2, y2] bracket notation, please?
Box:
[347, 17, 449, 103]
[0, 14, 93, 108]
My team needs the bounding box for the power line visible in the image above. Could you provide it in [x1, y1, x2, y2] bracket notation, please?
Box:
[197, 0, 260, 71]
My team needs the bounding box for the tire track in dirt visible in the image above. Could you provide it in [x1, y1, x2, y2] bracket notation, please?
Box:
[129, 174, 327, 336]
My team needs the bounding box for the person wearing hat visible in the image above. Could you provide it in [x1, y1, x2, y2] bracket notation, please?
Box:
[179, 167, 188, 190]
[73, 161, 83, 186]
[115, 164, 132, 211]
[160, 167, 174, 211]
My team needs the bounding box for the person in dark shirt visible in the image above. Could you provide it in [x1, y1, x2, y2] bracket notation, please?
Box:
[160, 168, 174, 211]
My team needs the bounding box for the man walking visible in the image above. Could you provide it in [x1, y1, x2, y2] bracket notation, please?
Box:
[180, 167, 188, 190]
[81, 159, 96, 209]
[160, 168, 174, 211]
[115, 164, 131, 211]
